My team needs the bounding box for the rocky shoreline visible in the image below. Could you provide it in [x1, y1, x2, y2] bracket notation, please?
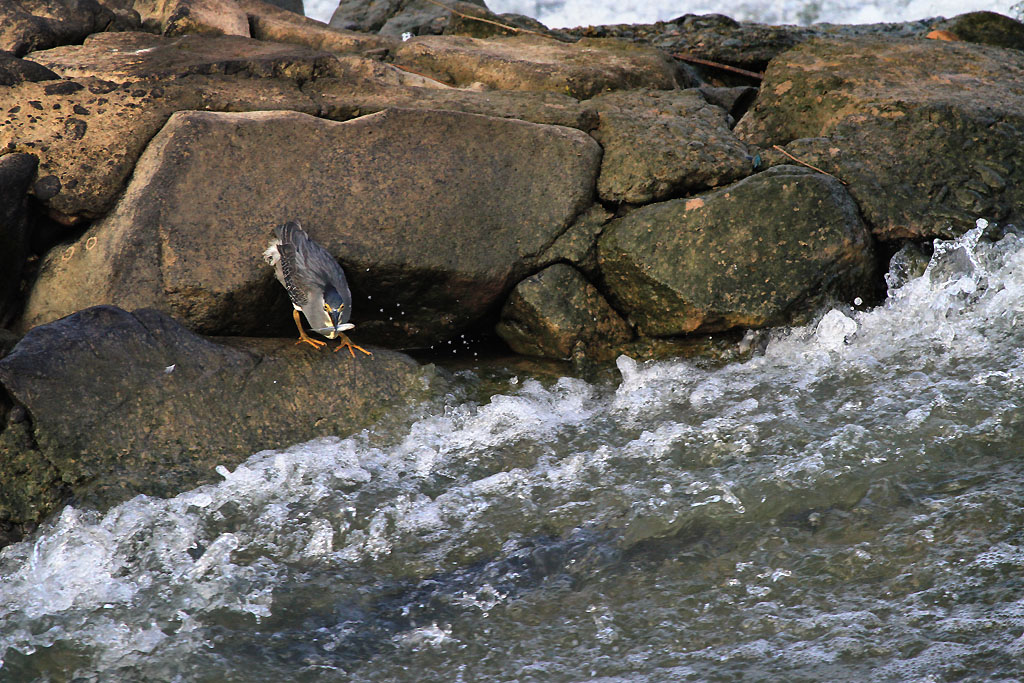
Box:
[1, 0, 1022, 544]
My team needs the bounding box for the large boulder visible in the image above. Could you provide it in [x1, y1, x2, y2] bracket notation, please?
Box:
[4, 33, 330, 220]
[0, 0, 126, 57]
[598, 165, 876, 336]
[735, 37, 1024, 240]
[21, 108, 602, 346]
[496, 264, 632, 360]
[0, 305, 436, 539]
[391, 34, 687, 98]
[586, 88, 751, 204]
[0, 153, 38, 327]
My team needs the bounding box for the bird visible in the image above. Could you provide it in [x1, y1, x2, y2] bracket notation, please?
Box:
[263, 220, 372, 357]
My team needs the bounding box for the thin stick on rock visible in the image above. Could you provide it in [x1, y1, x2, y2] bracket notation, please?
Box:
[421, 0, 552, 39]
[671, 53, 764, 81]
[772, 145, 848, 185]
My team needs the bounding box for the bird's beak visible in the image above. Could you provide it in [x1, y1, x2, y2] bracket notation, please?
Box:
[329, 309, 355, 334]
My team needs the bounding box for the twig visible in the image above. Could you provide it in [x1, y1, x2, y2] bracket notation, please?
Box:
[421, 0, 552, 39]
[671, 52, 763, 81]
[772, 144, 847, 184]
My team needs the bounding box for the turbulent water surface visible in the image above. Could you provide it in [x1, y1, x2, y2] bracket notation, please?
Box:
[306, 0, 1020, 30]
[3, 222, 1024, 681]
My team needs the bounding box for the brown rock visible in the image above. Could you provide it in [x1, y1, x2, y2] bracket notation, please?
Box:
[238, 0, 394, 55]
[21, 108, 601, 347]
[0, 0, 121, 57]
[26, 30, 339, 82]
[308, 66, 598, 130]
[598, 165, 876, 336]
[5, 33, 328, 219]
[133, 0, 250, 36]
[496, 264, 632, 361]
[586, 88, 751, 204]
[391, 34, 686, 98]
[735, 37, 1024, 240]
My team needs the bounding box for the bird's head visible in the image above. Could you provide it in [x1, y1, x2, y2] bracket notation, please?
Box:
[321, 284, 354, 337]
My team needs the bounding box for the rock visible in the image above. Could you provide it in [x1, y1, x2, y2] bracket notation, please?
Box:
[0, 305, 437, 535]
[0, 153, 38, 326]
[0, 0, 122, 57]
[735, 37, 1024, 240]
[533, 204, 611, 280]
[496, 264, 632, 360]
[0, 49, 60, 86]
[259, 0, 303, 14]
[308, 64, 598, 130]
[391, 34, 686, 98]
[27, 30, 339, 82]
[4, 33, 325, 219]
[598, 165, 876, 336]
[239, 0, 393, 54]
[933, 11, 1024, 51]
[444, 3, 561, 40]
[569, 14, 936, 72]
[329, 0, 483, 35]
[21, 108, 602, 347]
[133, 0, 251, 36]
[586, 88, 751, 204]
[696, 85, 757, 123]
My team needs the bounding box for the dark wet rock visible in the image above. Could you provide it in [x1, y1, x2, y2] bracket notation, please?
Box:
[0, 305, 437, 537]
[933, 11, 1024, 51]
[443, 3, 562, 40]
[586, 88, 751, 204]
[598, 165, 876, 336]
[735, 37, 1024, 240]
[0, 153, 38, 326]
[21, 108, 601, 348]
[0, 0, 122, 57]
[329, 0, 483, 35]
[496, 264, 632, 361]
[567, 13, 937, 72]
[0, 50, 59, 86]
[391, 34, 686, 98]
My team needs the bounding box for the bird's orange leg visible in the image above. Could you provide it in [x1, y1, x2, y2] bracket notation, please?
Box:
[293, 309, 326, 350]
[333, 333, 372, 358]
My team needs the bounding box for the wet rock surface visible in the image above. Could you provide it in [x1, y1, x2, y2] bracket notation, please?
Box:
[736, 36, 1024, 240]
[21, 108, 601, 346]
[598, 165, 876, 336]
[0, 305, 436, 533]
[496, 263, 632, 360]
[587, 88, 751, 204]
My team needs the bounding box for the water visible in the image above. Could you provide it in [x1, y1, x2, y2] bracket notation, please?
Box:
[305, 0, 1021, 30]
[3, 219, 1024, 681]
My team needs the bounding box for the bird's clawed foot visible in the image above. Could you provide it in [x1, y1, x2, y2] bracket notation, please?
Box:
[333, 334, 373, 358]
[296, 330, 327, 350]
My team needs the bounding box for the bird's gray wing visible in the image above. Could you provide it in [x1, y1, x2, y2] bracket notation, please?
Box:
[274, 220, 325, 308]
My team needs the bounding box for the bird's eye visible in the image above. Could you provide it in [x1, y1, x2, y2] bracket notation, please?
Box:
[323, 304, 331, 313]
